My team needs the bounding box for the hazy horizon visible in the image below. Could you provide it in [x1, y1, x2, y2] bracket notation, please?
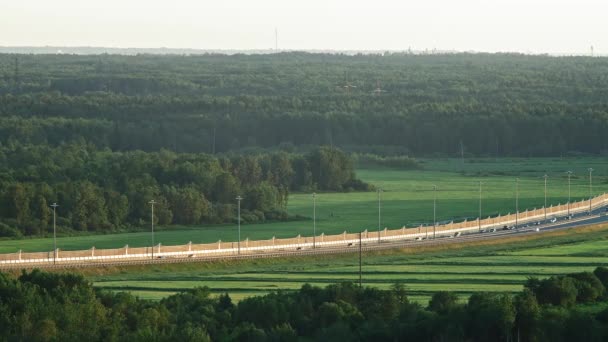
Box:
[2, 0, 607, 55]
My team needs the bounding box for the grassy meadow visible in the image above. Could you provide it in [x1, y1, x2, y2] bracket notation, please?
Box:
[88, 223, 608, 304]
[0, 157, 607, 254]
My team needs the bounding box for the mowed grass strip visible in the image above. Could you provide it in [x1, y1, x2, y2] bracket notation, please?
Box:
[84, 222, 608, 302]
[2, 158, 608, 254]
[505, 239, 608, 256]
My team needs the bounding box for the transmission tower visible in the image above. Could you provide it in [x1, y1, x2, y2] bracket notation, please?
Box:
[13, 57, 20, 91]
[339, 71, 357, 94]
[371, 80, 387, 95]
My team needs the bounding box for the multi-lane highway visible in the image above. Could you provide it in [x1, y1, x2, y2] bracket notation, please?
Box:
[2, 206, 607, 270]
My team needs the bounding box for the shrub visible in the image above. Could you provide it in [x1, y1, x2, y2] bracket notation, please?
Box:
[0, 222, 22, 238]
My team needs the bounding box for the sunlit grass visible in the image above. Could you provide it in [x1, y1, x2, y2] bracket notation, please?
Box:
[2, 157, 607, 254]
[89, 223, 608, 302]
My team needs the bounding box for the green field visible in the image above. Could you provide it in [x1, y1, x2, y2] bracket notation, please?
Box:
[90, 224, 608, 303]
[0, 157, 606, 254]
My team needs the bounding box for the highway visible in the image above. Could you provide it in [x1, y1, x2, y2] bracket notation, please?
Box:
[2, 206, 607, 270]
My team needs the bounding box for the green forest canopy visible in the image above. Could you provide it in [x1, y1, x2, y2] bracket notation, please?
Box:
[1, 52, 607, 236]
[2, 268, 608, 341]
[0, 144, 368, 237]
[1, 52, 607, 156]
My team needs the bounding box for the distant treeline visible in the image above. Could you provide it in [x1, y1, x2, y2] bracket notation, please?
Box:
[0, 144, 369, 237]
[1, 53, 608, 156]
[352, 153, 422, 169]
[3, 267, 608, 341]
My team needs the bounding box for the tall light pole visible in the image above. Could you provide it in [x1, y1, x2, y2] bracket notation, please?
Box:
[236, 196, 243, 255]
[149, 200, 156, 260]
[377, 188, 382, 243]
[515, 178, 519, 229]
[50, 203, 58, 264]
[433, 185, 437, 239]
[478, 181, 482, 232]
[543, 174, 548, 220]
[312, 192, 316, 248]
[589, 168, 594, 214]
[359, 231, 362, 288]
[566, 171, 573, 216]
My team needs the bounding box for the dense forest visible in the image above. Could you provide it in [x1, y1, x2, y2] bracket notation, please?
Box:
[2, 268, 608, 341]
[1, 52, 607, 235]
[0, 144, 367, 237]
[0, 53, 607, 156]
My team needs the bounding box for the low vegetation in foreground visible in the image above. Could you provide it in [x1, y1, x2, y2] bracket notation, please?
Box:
[3, 267, 608, 341]
[87, 223, 608, 303]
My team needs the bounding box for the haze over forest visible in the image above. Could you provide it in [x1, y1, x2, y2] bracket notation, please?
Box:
[2, 0, 607, 54]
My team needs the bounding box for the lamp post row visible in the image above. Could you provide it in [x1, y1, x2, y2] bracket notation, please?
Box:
[50, 203, 58, 264]
[47, 170, 599, 261]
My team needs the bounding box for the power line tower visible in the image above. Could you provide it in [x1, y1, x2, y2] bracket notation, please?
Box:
[371, 80, 387, 95]
[339, 71, 357, 94]
[13, 57, 20, 91]
[460, 140, 465, 164]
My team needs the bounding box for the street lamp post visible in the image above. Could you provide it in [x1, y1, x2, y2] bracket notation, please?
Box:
[359, 231, 362, 288]
[312, 193, 316, 249]
[567, 171, 573, 216]
[478, 181, 482, 232]
[589, 168, 594, 214]
[377, 188, 382, 243]
[236, 196, 243, 254]
[50, 203, 58, 264]
[433, 185, 437, 239]
[149, 200, 156, 260]
[543, 174, 548, 220]
[515, 178, 519, 229]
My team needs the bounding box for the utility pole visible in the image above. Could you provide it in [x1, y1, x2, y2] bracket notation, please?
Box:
[567, 171, 573, 216]
[589, 168, 594, 214]
[211, 126, 216, 154]
[543, 173, 549, 221]
[515, 179, 519, 229]
[377, 189, 382, 243]
[359, 231, 362, 288]
[433, 185, 437, 239]
[14, 57, 20, 91]
[149, 200, 156, 260]
[478, 181, 482, 232]
[237, 196, 243, 254]
[460, 140, 465, 165]
[50, 203, 59, 264]
[312, 192, 316, 249]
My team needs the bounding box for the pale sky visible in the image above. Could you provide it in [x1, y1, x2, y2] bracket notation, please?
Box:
[1, 0, 606, 54]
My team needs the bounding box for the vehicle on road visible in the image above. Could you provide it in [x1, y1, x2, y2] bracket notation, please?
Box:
[415, 237, 422, 241]
[550, 218, 557, 223]
[454, 232, 461, 237]
[490, 228, 496, 233]
[535, 228, 540, 232]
